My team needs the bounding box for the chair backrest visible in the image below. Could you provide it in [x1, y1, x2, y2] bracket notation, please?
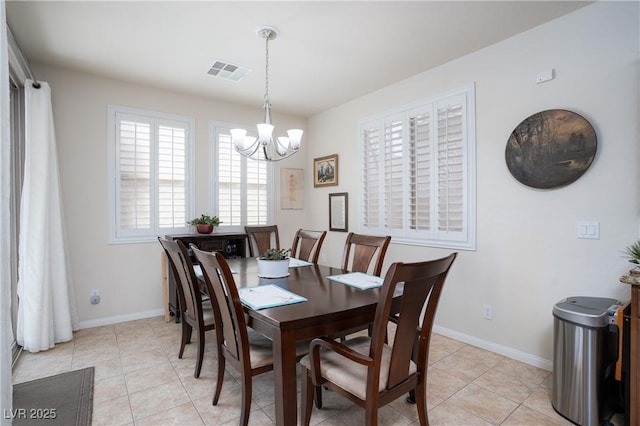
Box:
[291, 229, 327, 263]
[245, 225, 280, 257]
[158, 237, 204, 324]
[191, 246, 250, 367]
[368, 253, 457, 392]
[341, 232, 391, 276]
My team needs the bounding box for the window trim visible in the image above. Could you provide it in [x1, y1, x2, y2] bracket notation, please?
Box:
[210, 121, 275, 233]
[357, 84, 476, 251]
[107, 105, 195, 244]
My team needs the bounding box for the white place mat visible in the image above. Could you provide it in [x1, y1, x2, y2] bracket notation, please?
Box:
[326, 272, 383, 289]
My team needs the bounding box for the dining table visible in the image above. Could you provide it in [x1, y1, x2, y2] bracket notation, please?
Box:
[224, 257, 402, 426]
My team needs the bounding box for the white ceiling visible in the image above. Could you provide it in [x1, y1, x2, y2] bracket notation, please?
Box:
[6, 1, 591, 117]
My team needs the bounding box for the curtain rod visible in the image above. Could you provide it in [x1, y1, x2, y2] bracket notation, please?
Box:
[7, 24, 41, 89]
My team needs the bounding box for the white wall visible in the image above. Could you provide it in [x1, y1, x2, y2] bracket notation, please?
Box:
[35, 65, 308, 328]
[306, 2, 639, 368]
[33, 1, 639, 368]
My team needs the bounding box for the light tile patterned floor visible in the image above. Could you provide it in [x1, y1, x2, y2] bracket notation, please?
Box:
[11, 316, 610, 425]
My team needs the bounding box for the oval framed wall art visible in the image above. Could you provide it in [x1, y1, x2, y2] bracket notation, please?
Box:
[505, 109, 597, 189]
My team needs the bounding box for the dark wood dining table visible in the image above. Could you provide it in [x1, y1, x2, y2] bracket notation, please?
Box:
[225, 257, 402, 426]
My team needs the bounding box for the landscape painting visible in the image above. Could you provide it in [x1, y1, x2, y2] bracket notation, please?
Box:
[505, 109, 597, 189]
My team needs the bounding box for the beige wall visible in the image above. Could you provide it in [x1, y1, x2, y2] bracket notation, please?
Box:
[306, 2, 639, 368]
[35, 65, 308, 327]
[36, 1, 638, 368]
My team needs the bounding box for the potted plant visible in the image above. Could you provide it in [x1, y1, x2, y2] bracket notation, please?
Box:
[624, 240, 640, 273]
[624, 240, 640, 264]
[188, 214, 222, 234]
[257, 248, 291, 278]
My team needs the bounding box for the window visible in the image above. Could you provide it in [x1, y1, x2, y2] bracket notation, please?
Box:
[211, 123, 273, 229]
[108, 106, 194, 243]
[359, 85, 476, 250]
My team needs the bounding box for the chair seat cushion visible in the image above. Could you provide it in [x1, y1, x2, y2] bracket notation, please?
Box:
[248, 329, 309, 369]
[299, 336, 417, 399]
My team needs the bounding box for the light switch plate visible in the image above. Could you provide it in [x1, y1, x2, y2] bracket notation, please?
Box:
[577, 221, 600, 239]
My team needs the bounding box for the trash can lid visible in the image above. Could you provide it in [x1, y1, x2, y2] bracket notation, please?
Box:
[553, 296, 622, 328]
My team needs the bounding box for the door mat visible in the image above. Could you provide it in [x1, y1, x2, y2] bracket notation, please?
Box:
[12, 367, 94, 426]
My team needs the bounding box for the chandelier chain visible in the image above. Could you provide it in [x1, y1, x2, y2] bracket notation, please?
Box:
[264, 35, 270, 103]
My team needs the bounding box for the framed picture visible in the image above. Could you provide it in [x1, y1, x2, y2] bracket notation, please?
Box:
[505, 109, 597, 189]
[313, 154, 338, 187]
[280, 168, 304, 209]
[329, 192, 348, 232]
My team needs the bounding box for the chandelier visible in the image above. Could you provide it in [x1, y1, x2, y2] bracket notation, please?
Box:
[231, 26, 303, 161]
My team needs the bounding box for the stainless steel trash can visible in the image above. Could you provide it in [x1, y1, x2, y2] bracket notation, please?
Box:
[552, 296, 623, 426]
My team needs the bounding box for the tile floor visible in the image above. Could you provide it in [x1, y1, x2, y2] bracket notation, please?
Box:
[11, 316, 616, 425]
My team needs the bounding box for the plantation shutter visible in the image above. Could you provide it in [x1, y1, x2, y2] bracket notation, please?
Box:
[436, 95, 466, 239]
[110, 107, 193, 243]
[408, 109, 432, 232]
[217, 130, 242, 226]
[158, 123, 187, 228]
[246, 158, 268, 225]
[117, 117, 152, 233]
[214, 124, 271, 227]
[361, 122, 381, 230]
[384, 116, 404, 230]
[358, 85, 475, 249]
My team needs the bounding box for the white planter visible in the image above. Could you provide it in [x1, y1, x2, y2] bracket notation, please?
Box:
[257, 258, 290, 278]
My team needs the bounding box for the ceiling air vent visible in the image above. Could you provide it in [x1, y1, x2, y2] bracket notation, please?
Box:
[207, 61, 251, 82]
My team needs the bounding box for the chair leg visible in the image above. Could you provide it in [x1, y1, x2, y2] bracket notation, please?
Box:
[194, 327, 205, 378]
[212, 355, 225, 405]
[301, 367, 314, 426]
[364, 405, 379, 426]
[406, 389, 416, 404]
[179, 321, 192, 358]
[415, 382, 428, 426]
[314, 385, 323, 409]
[240, 372, 252, 426]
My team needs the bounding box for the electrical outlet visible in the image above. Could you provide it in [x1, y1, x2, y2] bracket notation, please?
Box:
[90, 290, 100, 305]
[483, 304, 493, 320]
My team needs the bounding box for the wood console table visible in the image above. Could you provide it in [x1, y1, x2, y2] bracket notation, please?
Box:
[164, 232, 247, 321]
[619, 273, 639, 425]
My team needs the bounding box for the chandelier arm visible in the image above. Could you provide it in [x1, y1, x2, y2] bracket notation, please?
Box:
[235, 140, 262, 158]
[274, 137, 290, 152]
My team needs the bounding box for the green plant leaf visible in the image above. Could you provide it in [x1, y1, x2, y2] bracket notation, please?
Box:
[187, 214, 222, 226]
[259, 248, 290, 260]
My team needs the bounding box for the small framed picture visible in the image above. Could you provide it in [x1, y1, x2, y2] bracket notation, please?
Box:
[280, 168, 304, 210]
[329, 192, 348, 232]
[313, 154, 338, 187]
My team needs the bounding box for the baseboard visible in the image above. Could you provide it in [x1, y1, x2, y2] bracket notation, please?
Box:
[76, 308, 165, 330]
[433, 325, 553, 372]
[76, 311, 553, 370]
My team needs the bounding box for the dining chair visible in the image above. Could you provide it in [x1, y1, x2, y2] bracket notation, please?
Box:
[291, 229, 327, 263]
[157, 237, 215, 378]
[191, 246, 309, 426]
[341, 232, 391, 276]
[245, 225, 280, 257]
[299, 253, 457, 426]
[337, 232, 392, 342]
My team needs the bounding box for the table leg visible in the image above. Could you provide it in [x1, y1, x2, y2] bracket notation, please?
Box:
[161, 252, 170, 322]
[272, 330, 298, 426]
